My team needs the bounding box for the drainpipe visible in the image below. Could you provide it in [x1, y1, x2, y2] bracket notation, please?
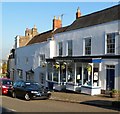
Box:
[66, 63, 68, 83]
[74, 63, 77, 85]
[58, 63, 61, 85]
[82, 63, 84, 85]
[45, 62, 48, 87]
[99, 62, 102, 86]
[91, 63, 94, 86]
[52, 62, 54, 82]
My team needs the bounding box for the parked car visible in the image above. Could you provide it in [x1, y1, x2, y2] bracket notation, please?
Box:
[0, 78, 13, 95]
[12, 80, 51, 101]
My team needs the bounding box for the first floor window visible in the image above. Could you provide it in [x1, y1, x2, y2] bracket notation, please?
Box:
[39, 54, 45, 66]
[59, 42, 63, 56]
[25, 57, 29, 64]
[84, 38, 91, 55]
[67, 40, 73, 56]
[106, 33, 115, 54]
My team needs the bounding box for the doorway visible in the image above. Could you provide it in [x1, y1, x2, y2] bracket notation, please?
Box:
[106, 65, 115, 90]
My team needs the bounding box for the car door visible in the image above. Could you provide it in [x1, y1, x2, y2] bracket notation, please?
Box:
[14, 81, 22, 97]
[19, 82, 26, 97]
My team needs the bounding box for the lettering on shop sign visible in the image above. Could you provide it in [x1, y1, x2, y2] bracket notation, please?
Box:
[56, 60, 73, 62]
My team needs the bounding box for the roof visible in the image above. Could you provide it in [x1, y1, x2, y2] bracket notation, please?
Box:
[66, 5, 119, 32]
[27, 27, 68, 45]
[27, 30, 53, 45]
[27, 5, 119, 46]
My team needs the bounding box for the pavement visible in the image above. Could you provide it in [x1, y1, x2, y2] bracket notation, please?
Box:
[49, 91, 120, 111]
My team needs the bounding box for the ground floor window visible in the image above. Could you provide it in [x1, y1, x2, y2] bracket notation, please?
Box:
[60, 63, 66, 82]
[83, 63, 99, 87]
[53, 68, 59, 82]
[17, 69, 23, 79]
[76, 64, 82, 84]
[47, 62, 53, 81]
[39, 73, 45, 84]
[26, 72, 34, 81]
[93, 67, 99, 86]
[67, 62, 74, 83]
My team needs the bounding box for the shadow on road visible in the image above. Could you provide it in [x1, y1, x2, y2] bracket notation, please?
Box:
[80, 100, 120, 112]
[0, 106, 15, 114]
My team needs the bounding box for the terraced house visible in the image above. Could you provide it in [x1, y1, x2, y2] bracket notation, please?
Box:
[12, 5, 120, 95]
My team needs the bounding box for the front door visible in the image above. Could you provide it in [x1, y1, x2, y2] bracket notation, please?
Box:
[106, 65, 115, 91]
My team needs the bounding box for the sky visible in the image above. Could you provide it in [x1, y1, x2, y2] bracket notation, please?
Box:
[1, 1, 119, 60]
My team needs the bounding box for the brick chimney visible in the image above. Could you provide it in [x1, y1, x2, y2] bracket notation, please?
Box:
[76, 7, 81, 19]
[53, 16, 62, 30]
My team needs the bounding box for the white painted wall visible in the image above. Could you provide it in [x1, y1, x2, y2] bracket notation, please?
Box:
[54, 20, 119, 90]
[54, 20, 119, 56]
[15, 40, 56, 85]
[8, 59, 15, 80]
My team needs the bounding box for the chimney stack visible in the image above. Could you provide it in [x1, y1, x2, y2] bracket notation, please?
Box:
[53, 16, 62, 30]
[76, 7, 81, 19]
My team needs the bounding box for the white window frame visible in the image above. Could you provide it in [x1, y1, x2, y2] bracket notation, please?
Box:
[39, 54, 45, 67]
[58, 41, 63, 56]
[17, 69, 23, 79]
[83, 37, 92, 56]
[105, 32, 116, 55]
[25, 57, 29, 64]
[66, 40, 73, 56]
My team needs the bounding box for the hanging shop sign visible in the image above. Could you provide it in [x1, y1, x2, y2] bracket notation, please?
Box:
[54, 63, 60, 69]
[61, 64, 65, 69]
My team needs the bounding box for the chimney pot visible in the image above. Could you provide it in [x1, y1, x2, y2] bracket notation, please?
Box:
[54, 16, 56, 19]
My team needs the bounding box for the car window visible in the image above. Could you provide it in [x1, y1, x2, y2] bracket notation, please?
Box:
[13, 82, 17, 87]
[20, 82, 25, 87]
[14, 81, 22, 87]
[2, 80, 13, 85]
[25, 83, 41, 90]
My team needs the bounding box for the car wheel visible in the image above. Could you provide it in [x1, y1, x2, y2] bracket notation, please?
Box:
[24, 93, 30, 101]
[12, 91, 16, 98]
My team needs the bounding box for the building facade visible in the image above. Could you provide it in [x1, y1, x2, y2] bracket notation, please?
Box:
[46, 5, 120, 95]
[13, 5, 120, 95]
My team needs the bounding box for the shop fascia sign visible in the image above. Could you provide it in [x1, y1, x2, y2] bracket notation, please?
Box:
[92, 58, 102, 63]
[56, 60, 73, 63]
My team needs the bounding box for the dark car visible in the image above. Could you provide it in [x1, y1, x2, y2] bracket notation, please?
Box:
[12, 80, 51, 101]
[0, 78, 13, 95]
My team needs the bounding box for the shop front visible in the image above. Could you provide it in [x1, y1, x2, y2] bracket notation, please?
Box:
[46, 56, 102, 95]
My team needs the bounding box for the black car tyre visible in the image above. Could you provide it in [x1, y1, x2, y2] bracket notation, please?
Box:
[12, 91, 16, 98]
[24, 93, 30, 101]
